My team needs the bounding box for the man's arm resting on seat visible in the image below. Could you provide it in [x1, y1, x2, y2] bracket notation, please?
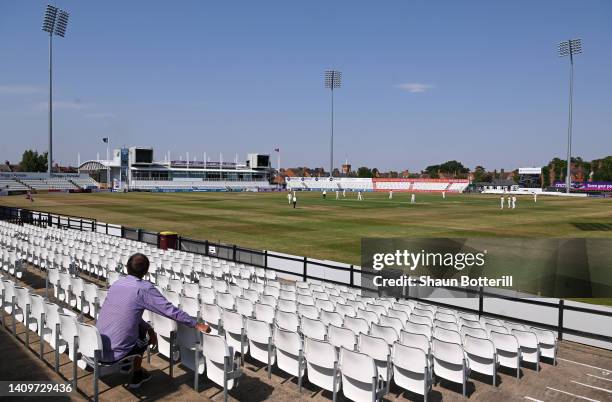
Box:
[138, 286, 210, 332]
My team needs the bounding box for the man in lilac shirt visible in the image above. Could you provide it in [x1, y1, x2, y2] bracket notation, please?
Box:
[97, 253, 210, 388]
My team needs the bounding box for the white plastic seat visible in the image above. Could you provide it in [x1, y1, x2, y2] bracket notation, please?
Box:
[304, 337, 341, 400]
[77, 321, 138, 402]
[217, 292, 235, 310]
[460, 318, 483, 329]
[236, 297, 254, 318]
[200, 287, 216, 304]
[328, 324, 356, 351]
[176, 311, 205, 378]
[202, 333, 242, 401]
[357, 308, 379, 327]
[343, 316, 370, 336]
[392, 342, 432, 401]
[274, 327, 305, 390]
[464, 334, 498, 386]
[279, 289, 296, 301]
[300, 316, 327, 341]
[297, 303, 319, 320]
[379, 315, 404, 335]
[297, 294, 315, 306]
[320, 310, 343, 327]
[485, 323, 509, 336]
[409, 314, 433, 327]
[461, 326, 488, 341]
[399, 330, 431, 367]
[370, 323, 399, 346]
[242, 288, 259, 303]
[358, 333, 393, 391]
[433, 327, 462, 345]
[254, 302, 275, 326]
[335, 303, 356, 318]
[490, 331, 521, 378]
[339, 347, 385, 402]
[150, 311, 179, 366]
[315, 299, 334, 312]
[530, 327, 557, 364]
[432, 337, 470, 397]
[512, 329, 540, 371]
[183, 282, 199, 299]
[386, 308, 409, 324]
[201, 302, 222, 335]
[434, 320, 459, 332]
[58, 313, 81, 388]
[223, 309, 248, 361]
[259, 294, 277, 308]
[42, 302, 68, 362]
[435, 312, 457, 323]
[275, 310, 299, 332]
[245, 318, 275, 378]
[277, 298, 297, 314]
[366, 304, 387, 318]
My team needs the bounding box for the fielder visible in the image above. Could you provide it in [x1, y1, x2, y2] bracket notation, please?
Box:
[410, 194, 416, 204]
[533, 193, 537, 203]
[500, 195, 504, 209]
[287, 192, 292, 205]
[335, 190, 339, 199]
[292, 193, 297, 208]
[389, 190, 393, 199]
[512, 196, 517, 209]
[357, 191, 363, 201]
[507, 195, 511, 209]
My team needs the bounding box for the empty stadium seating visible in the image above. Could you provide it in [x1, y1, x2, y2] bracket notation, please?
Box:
[0, 219, 560, 401]
[0, 179, 29, 192]
[20, 178, 78, 191]
[130, 180, 272, 191]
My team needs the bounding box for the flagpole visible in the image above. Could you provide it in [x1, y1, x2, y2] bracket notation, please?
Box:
[105, 138, 110, 189]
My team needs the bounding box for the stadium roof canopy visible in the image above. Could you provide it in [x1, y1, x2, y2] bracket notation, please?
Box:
[78, 160, 118, 171]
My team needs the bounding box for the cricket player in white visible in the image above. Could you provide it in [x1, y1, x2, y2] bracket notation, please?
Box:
[410, 194, 416, 204]
[389, 190, 393, 199]
[442, 191, 446, 199]
[342, 189, 346, 198]
[357, 191, 363, 201]
[507, 195, 511, 209]
[335, 190, 339, 199]
[287, 192, 292, 205]
[533, 193, 537, 203]
[512, 196, 517, 209]
[500, 195, 505, 209]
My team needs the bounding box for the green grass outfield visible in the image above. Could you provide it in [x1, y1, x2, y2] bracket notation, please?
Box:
[1, 191, 611, 265]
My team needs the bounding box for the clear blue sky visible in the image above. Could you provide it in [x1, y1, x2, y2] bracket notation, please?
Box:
[1, 0, 611, 172]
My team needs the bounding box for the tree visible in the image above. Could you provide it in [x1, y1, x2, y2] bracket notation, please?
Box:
[357, 166, 372, 178]
[19, 150, 48, 172]
[425, 160, 469, 178]
[371, 168, 380, 178]
[472, 166, 490, 183]
[592, 156, 612, 181]
[388, 171, 399, 178]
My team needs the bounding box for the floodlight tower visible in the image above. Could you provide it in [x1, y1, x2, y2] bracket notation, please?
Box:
[325, 70, 342, 177]
[42, 5, 70, 174]
[558, 39, 582, 193]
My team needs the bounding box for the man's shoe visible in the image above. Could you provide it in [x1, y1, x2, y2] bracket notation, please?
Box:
[129, 369, 152, 389]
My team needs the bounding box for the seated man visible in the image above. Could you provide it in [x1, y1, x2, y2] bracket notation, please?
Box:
[97, 253, 210, 388]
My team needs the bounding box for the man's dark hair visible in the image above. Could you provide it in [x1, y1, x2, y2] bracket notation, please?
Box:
[126, 253, 150, 279]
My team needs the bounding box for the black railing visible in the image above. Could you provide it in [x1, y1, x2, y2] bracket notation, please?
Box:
[1, 204, 611, 345]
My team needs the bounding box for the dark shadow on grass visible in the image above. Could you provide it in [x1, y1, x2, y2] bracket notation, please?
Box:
[572, 222, 612, 231]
